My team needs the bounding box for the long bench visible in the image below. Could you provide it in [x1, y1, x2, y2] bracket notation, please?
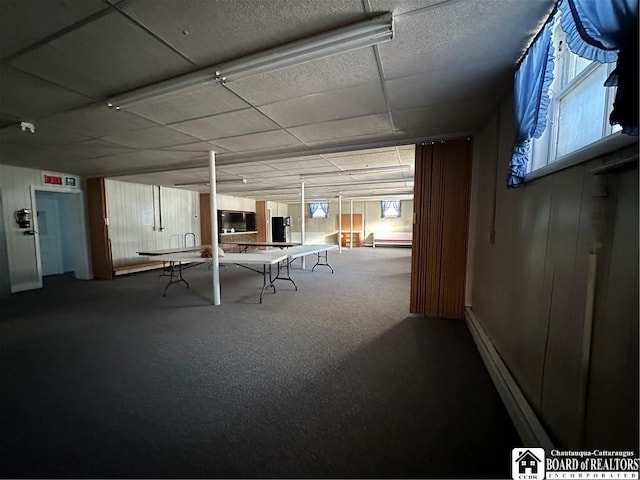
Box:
[372, 232, 412, 248]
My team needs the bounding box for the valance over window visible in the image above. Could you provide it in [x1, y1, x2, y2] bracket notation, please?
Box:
[559, 0, 639, 135]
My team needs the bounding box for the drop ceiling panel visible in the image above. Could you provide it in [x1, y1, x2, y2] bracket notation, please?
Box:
[217, 163, 279, 174]
[393, 98, 496, 132]
[90, 150, 186, 174]
[289, 114, 392, 143]
[171, 108, 280, 140]
[161, 141, 230, 153]
[125, 83, 250, 124]
[377, 0, 554, 79]
[212, 130, 301, 153]
[40, 105, 158, 138]
[369, 0, 447, 16]
[104, 126, 202, 149]
[0, 0, 108, 58]
[229, 48, 381, 106]
[0, 123, 92, 145]
[322, 146, 397, 158]
[150, 149, 206, 161]
[385, 66, 511, 110]
[0, 66, 92, 119]
[9, 11, 195, 98]
[258, 81, 387, 128]
[325, 150, 400, 165]
[51, 139, 134, 158]
[121, 0, 367, 67]
[0, 142, 86, 171]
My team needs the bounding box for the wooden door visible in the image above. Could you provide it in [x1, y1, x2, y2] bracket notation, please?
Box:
[86, 178, 113, 279]
[256, 201, 268, 243]
[200, 193, 211, 245]
[410, 139, 472, 319]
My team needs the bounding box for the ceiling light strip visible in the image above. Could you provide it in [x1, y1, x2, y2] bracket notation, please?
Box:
[107, 13, 393, 109]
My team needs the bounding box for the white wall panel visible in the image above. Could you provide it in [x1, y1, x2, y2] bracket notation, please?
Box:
[105, 180, 155, 268]
[156, 186, 200, 250]
[216, 193, 255, 212]
[105, 180, 200, 268]
[469, 97, 639, 449]
[0, 164, 42, 291]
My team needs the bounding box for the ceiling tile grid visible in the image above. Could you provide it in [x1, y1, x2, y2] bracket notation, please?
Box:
[0, 0, 556, 201]
[170, 108, 280, 141]
[0, 0, 108, 59]
[8, 11, 195, 99]
[121, 0, 368, 67]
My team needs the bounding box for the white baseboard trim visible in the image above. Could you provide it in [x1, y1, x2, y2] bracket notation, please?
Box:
[11, 281, 42, 293]
[465, 307, 555, 450]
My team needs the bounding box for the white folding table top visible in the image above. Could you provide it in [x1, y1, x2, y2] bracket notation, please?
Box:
[153, 251, 288, 265]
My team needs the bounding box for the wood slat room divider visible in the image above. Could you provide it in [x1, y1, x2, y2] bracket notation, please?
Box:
[410, 139, 472, 319]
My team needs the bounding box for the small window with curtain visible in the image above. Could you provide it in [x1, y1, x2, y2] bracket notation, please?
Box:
[529, 14, 619, 174]
[309, 202, 329, 219]
[381, 200, 401, 218]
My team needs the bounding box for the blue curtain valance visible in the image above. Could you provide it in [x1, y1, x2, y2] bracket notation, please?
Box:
[508, 21, 555, 188]
[560, 0, 639, 135]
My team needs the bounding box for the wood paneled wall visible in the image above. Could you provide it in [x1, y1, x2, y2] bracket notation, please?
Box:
[338, 213, 363, 231]
[410, 139, 472, 319]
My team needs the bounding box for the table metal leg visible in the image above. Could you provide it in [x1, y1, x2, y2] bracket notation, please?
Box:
[162, 261, 189, 296]
[311, 251, 334, 273]
[271, 258, 298, 290]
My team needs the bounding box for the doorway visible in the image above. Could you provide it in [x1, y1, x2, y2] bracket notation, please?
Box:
[33, 189, 91, 281]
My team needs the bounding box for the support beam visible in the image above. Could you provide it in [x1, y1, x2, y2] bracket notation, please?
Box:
[301, 181, 306, 269]
[338, 195, 342, 254]
[209, 151, 221, 306]
[350, 199, 354, 249]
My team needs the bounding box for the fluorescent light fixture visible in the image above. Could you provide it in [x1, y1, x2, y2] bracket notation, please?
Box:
[216, 13, 393, 82]
[107, 13, 393, 109]
[301, 165, 410, 179]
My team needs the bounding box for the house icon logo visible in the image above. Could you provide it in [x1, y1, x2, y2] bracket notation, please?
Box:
[512, 448, 545, 480]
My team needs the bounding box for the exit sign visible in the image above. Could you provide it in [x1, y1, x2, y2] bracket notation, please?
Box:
[43, 174, 62, 185]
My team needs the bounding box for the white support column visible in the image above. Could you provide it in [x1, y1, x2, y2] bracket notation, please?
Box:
[301, 181, 306, 269]
[209, 151, 221, 306]
[338, 195, 342, 254]
[350, 199, 354, 249]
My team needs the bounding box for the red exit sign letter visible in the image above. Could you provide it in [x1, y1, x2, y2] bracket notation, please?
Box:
[44, 175, 62, 185]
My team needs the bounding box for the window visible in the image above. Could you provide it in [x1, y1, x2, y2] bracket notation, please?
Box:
[309, 202, 328, 218]
[529, 17, 619, 174]
[381, 200, 401, 218]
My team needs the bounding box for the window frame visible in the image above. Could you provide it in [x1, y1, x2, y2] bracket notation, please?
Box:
[380, 200, 401, 218]
[309, 202, 329, 219]
[527, 17, 623, 180]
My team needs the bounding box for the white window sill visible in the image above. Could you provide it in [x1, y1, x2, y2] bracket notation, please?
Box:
[524, 133, 638, 182]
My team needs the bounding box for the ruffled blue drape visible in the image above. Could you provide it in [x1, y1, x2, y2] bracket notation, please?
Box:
[508, 22, 555, 188]
[559, 0, 638, 135]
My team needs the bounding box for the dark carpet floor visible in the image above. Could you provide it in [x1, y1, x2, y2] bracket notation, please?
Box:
[0, 247, 520, 478]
